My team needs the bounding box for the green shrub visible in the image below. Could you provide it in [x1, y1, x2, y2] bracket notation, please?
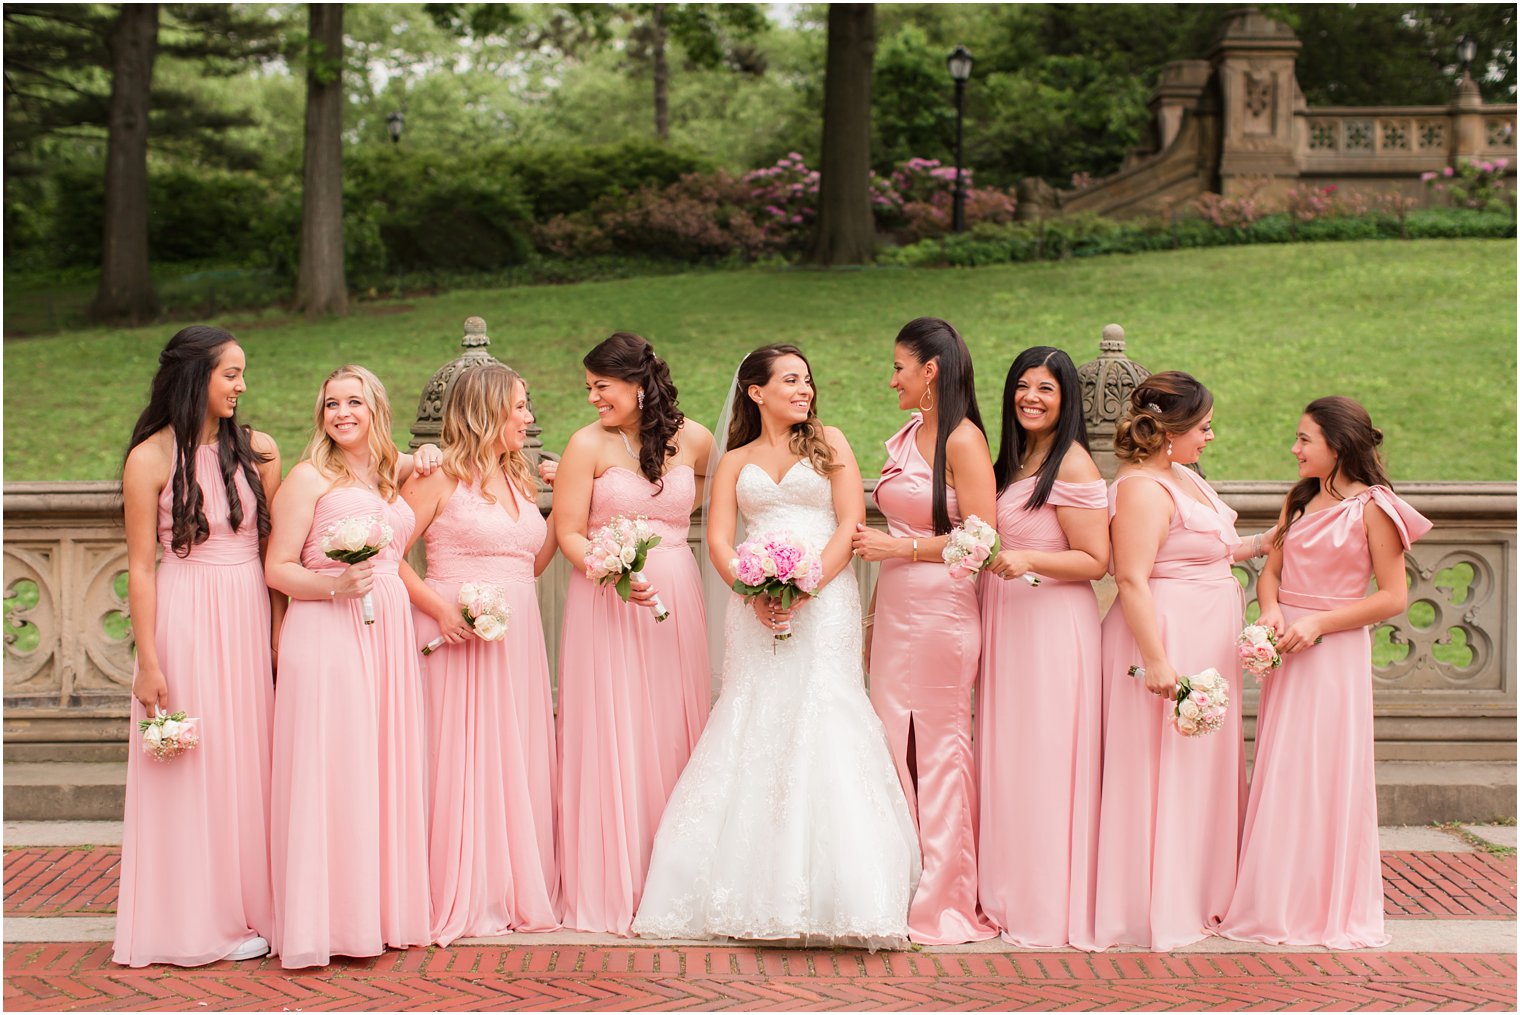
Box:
[499, 140, 713, 220]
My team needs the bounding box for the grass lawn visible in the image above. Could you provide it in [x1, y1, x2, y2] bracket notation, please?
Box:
[3, 238, 1514, 483]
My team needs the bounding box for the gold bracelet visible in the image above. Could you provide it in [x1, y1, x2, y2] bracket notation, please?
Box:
[912, 538, 919, 563]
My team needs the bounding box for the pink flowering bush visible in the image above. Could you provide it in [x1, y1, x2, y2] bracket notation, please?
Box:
[1193, 191, 1267, 229]
[1422, 158, 1514, 213]
[883, 157, 1018, 242]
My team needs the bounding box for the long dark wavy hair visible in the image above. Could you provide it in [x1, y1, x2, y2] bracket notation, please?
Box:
[1278, 395, 1392, 547]
[726, 344, 840, 474]
[894, 317, 985, 534]
[992, 346, 1090, 510]
[584, 331, 683, 491]
[124, 326, 271, 558]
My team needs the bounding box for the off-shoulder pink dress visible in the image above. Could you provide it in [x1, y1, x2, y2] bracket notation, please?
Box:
[269, 486, 430, 968]
[1092, 464, 1247, 951]
[415, 479, 560, 945]
[1217, 486, 1430, 948]
[113, 444, 274, 967]
[557, 465, 710, 935]
[976, 475, 1107, 950]
[870, 415, 997, 945]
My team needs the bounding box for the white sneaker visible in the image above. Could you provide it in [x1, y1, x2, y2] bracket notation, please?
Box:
[225, 935, 270, 961]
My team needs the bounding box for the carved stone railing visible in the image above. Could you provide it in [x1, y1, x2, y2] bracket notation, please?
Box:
[6, 481, 1514, 766]
[1299, 105, 1518, 175]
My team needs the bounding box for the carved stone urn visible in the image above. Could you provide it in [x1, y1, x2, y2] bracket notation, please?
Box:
[1076, 323, 1151, 480]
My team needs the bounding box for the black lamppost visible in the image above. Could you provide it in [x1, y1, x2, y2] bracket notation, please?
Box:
[1458, 35, 1478, 82]
[947, 46, 973, 232]
[386, 111, 405, 144]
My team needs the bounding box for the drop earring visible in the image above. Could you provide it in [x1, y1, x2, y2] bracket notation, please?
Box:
[637, 389, 645, 410]
[1166, 439, 1174, 457]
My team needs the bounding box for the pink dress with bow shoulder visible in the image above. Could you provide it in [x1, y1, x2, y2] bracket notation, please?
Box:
[1091, 464, 1246, 951]
[1217, 486, 1430, 948]
[976, 475, 1107, 949]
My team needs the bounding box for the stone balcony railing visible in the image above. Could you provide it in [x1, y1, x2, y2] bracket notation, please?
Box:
[5, 480, 1514, 770]
[1298, 105, 1518, 174]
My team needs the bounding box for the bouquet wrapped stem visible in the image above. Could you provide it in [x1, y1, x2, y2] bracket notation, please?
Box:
[422, 582, 512, 655]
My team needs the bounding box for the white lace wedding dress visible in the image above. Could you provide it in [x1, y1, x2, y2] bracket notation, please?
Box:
[631, 460, 921, 950]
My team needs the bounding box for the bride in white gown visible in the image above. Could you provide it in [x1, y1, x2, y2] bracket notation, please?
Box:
[632, 344, 920, 950]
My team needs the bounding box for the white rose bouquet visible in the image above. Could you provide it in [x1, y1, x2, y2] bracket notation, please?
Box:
[422, 582, 512, 655]
[941, 515, 1041, 585]
[1128, 665, 1230, 737]
[138, 707, 201, 761]
[584, 515, 669, 621]
[320, 515, 394, 624]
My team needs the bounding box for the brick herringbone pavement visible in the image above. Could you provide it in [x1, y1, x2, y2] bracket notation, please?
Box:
[4, 944, 1516, 1012]
[7, 847, 1515, 920]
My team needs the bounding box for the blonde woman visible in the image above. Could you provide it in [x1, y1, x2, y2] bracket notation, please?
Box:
[265, 366, 438, 968]
[401, 364, 561, 944]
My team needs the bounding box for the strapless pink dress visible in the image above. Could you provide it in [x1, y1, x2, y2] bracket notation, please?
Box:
[114, 444, 274, 967]
[976, 475, 1107, 950]
[1217, 486, 1430, 948]
[269, 486, 430, 968]
[557, 465, 710, 934]
[415, 479, 560, 944]
[1092, 464, 1246, 951]
[870, 415, 996, 945]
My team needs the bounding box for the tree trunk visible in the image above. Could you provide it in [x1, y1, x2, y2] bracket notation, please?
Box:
[294, 3, 347, 320]
[651, 3, 669, 141]
[807, 3, 876, 266]
[92, 4, 160, 325]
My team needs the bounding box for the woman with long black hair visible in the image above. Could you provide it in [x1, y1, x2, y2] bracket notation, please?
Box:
[114, 325, 282, 967]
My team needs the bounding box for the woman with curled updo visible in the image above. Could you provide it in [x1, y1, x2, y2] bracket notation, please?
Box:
[553, 331, 714, 935]
[1091, 371, 1271, 951]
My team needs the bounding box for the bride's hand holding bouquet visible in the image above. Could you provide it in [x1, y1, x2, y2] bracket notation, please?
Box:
[730, 532, 823, 641]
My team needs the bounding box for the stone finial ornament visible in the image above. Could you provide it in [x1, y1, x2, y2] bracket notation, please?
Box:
[410, 316, 544, 467]
[1076, 323, 1151, 480]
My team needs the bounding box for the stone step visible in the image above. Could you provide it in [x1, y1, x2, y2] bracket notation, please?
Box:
[3, 762, 125, 822]
[3, 741, 128, 764]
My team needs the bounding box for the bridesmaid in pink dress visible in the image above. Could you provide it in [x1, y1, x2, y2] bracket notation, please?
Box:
[115, 326, 282, 967]
[852, 317, 998, 945]
[1217, 397, 1430, 948]
[1092, 371, 1270, 951]
[265, 366, 438, 968]
[975, 347, 1110, 950]
[401, 364, 561, 944]
[553, 332, 714, 935]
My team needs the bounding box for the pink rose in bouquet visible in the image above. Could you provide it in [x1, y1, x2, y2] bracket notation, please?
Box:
[1127, 665, 1230, 737]
[584, 514, 669, 621]
[138, 707, 201, 761]
[421, 582, 513, 655]
[729, 531, 823, 641]
[943, 515, 1040, 585]
[1237, 624, 1282, 682]
[321, 514, 395, 624]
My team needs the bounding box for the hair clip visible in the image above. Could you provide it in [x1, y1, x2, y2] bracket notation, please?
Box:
[1144, 402, 1163, 413]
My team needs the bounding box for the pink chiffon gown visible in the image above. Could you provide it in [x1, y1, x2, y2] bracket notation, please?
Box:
[414, 479, 561, 945]
[1092, 464, 1247, 951]
[1217, 486, 1430, 948]
[557, 465, 710, 935]
[269, 485, 430, 969]
[113, 444, 274, 967]
[870, 415, 997, 945]
[976, 475, 1107, 949]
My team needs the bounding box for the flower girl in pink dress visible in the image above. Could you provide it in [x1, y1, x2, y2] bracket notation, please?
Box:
[265, 366, 439, 968]
[1217, 397, 1430, 948]
[115, 326, 282, 967]
[402, 364, 561, 944]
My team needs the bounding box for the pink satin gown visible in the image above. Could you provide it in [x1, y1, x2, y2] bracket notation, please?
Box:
[870, 415, 997, 945]
[976, 476, 1107, 949]
[414, 479, 560, 945]
[113, 444, 274, 967]
[557, 465, 710, 934]
[269, 486, 430, 969]
[1217, 486, 1430, 948]
[1092, 464, 1247, 951]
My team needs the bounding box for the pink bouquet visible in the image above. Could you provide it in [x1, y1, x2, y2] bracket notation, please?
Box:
[585, 515, 669, 621]
[1237, 624, 1282, 682]
[321, 514, 394, 624]
[422, 582, 512, 655]
[730, 532, 823, 640]
[1128, 665, 1230, 737]
[941, 515, 1041, 585]
[138, 707, 200, 761]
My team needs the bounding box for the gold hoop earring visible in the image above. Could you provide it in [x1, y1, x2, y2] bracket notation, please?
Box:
[919, 388, 935, 412]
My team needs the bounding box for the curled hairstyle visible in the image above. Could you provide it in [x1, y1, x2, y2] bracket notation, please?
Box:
[303, 365, 400, 501]
[124, 325, 271, 558]
[1113, 371, 1214, 464]
[894, 317, 986, 535]
[1279, 395, 1392, 546]
[727, 344, 841, 476]
[441, 364, 537, 501]
[992, 346, 1090, 510]
[584, 332, 683, 490]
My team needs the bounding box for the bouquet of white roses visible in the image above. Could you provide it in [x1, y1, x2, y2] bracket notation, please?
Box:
[422, 582, 512, 655]
[943, 515, 1040, 585]
[138, 707, 201, 761]
[1237, 624, 1282, 682]
[1128, 665, 1230, 737]
[321, 515, 394, 624]
[585, 514, 669, 621]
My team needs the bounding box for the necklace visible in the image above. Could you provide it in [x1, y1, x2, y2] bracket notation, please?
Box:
[619, 428, 639, 462]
